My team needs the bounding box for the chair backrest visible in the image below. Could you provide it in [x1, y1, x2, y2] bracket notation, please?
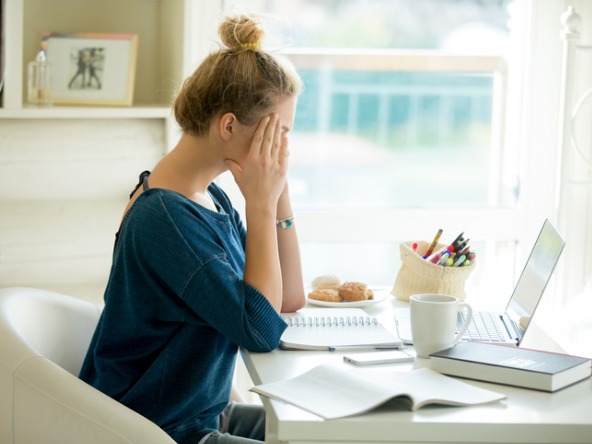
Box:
[0, 288, 177, 444]
[0, 287, 102, 375]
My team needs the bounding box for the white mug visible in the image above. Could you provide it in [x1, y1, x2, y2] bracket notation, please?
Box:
[409, 293, 472, 358]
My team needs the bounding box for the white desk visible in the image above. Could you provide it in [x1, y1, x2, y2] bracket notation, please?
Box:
[241, 293, 592, 444]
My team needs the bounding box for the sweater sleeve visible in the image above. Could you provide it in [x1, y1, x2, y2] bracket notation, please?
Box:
[180, 258, 287, 352]
[126, 189, 286, 352]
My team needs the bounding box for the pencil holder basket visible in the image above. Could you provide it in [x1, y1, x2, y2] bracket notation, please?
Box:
[391, 241, 475, 302]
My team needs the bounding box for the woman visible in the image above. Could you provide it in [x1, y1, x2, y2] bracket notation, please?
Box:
[80, 14, 305, 444]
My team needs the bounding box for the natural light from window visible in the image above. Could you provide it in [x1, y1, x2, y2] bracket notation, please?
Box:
[220, 0, 519, 307]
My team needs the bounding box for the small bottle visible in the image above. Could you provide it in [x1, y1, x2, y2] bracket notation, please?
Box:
[27, 50, 53, 105]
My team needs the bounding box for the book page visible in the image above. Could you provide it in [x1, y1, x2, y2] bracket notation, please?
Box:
[384, 368, 507, 410]
[251, 364, 506, 419]
[252, 364, 407, 419]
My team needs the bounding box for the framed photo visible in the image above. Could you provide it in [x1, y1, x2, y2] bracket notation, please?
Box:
[43, 32, 138, 106]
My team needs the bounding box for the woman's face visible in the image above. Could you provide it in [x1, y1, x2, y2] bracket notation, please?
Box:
[230, 95, 298, 163]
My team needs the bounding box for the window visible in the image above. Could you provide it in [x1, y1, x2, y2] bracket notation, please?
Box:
[207, 0, 537, 309]
[187, 0, 590, 367]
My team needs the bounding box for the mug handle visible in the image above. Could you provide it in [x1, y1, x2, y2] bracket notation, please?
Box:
[453, 302, 473, 345]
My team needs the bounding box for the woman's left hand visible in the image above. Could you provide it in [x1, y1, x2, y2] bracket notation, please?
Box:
[225, 114, 288, 212]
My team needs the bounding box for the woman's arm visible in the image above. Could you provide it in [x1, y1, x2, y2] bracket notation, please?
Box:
[226, 115, 286, 312]
[226, 114, 306, 313]
[276, 183, 306, 312]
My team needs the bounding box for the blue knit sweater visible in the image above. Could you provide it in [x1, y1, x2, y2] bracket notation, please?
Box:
[79, 183, 287, 443]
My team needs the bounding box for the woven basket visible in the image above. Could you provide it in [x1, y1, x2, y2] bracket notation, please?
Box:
[391, 241, 475, 302]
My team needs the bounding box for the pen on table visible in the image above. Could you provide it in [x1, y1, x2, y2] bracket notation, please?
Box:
[327, 345, 404, 351]
[423, 229, 443, 258]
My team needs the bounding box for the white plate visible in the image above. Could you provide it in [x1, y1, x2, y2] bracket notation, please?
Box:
[306, 288, 388, 308]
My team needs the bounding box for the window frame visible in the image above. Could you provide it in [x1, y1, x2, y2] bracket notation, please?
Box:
[281, 48, 513, 243]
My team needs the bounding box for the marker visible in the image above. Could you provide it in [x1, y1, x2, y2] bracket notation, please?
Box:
[428, 250, 445, 264]
[453, 254, 467, 267]
[424, 229, 443, 258]
[451, 232, 464, 246]
[412, 242, 418, 253]
[426, 245, 453, 263]
[460, 239, 470, 249]
[437, 251, 451, 265]
[453, 239, 466, 252]
[457, 245, 471, 256]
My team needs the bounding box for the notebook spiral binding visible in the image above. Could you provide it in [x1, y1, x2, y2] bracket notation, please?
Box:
[285, 315, 379, 327]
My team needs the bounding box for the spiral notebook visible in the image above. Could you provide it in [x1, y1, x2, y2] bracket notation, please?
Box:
[280, 308, 403, 351]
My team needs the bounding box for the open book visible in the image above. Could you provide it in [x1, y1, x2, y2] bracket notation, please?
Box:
[251, 364, 506, 419]
[280, 308, 402, 351]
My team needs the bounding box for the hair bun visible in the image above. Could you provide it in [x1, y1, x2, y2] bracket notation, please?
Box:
[219, 15, 264, 51]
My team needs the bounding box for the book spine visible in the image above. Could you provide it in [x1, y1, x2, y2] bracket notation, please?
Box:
[284, 316, 379, 327]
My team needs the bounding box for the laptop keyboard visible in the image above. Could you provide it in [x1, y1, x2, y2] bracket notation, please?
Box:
[457, 311, 507, 342]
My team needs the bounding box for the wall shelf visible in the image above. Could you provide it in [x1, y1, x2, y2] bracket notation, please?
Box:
[0, 105, 173, 119]
[2, 0, 185, 113]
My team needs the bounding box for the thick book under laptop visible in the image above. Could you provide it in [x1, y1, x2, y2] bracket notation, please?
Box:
[429, 342, 591, 392]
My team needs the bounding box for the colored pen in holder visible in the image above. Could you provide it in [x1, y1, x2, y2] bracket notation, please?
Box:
[391, 240, 476, 302]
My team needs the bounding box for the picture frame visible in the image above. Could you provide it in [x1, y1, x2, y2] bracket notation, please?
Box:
[43, 32, 138, 106]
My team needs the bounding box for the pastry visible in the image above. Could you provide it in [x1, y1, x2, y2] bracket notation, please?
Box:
[310, 274, 341, 290]
[338, 281, 370, 302]
[308, 288, 342, 303]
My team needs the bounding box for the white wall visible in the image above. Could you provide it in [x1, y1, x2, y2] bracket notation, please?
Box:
[0, 118, 167, 303]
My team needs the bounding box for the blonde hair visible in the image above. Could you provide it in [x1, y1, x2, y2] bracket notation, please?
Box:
[174, 14, 302, 135]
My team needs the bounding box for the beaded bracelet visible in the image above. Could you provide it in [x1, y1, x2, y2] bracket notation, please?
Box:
[276, 215, 294, 229]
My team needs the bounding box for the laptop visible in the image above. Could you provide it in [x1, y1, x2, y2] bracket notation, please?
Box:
[394, 219, 565, 347]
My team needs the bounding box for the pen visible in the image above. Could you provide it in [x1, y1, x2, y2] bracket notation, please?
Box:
[456, 239, 469, 252]
[457, 245, 471, 256]
[328, 345, 404, 352]
[437, 251, 451, 265]
[451, 232, 464, 246]
[424, 229, 443, 258]
[453, 254, 467, 267]
[426, 245, 453, 263]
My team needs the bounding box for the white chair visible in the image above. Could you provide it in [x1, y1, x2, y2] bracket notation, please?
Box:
[0, 287, 175, 444]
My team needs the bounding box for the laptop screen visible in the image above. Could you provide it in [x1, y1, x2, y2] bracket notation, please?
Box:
[505, 219, 565, 333]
